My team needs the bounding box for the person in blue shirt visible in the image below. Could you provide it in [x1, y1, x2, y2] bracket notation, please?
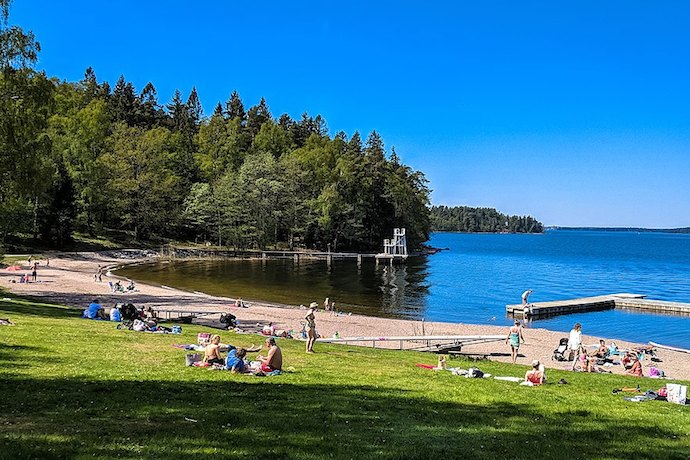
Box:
[225, 347, 248, 373]
[84, 299, 107, 320]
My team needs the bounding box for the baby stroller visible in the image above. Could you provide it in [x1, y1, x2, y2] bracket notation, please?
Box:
[220, 312, 237, 329]
[116, 303, 140, 330]
[552, 337, 570, 361]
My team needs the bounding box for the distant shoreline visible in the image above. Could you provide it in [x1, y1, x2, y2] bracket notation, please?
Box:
[546, 226, 690, 234]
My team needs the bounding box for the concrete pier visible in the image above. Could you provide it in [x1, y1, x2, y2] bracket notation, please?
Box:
[506, 293, 690, 319]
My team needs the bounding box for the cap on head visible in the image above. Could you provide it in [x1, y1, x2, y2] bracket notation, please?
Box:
[532, 360, 540, 368]
[309, 301, 318, 308]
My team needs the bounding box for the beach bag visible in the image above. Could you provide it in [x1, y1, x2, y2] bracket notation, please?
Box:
[185, 353, 202, 366]
[197, 332, 212, 345]
[466, 367, 484, 378]
[666, 383, 687, 405]
[649, 367, 665, 378]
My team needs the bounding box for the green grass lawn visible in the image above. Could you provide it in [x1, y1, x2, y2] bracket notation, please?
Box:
[0, 297, 689, 459]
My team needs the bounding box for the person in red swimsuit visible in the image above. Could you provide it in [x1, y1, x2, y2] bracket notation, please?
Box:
[524, 360, 544, 385]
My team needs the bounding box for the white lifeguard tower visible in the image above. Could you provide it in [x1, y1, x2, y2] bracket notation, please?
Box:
[376, 228, 408, 264]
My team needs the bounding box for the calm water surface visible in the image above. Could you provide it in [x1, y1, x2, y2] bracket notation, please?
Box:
[118, 231, 690, 349]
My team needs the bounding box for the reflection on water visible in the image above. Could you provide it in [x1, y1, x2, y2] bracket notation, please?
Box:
[118, 257, 431, 319]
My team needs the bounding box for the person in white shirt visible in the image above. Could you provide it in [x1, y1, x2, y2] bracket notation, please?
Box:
[109, 305, 122, 322]
[568, 323, 583, 370]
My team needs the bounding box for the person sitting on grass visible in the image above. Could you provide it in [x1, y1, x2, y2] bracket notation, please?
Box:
[257, 337, 282, 373]
[203, 335, 225, 366]
[525, 360, 545, 385]
[84, 299, 108, 320]
[109, 305, 121, 322]
[225, 347, 248, 373]
[625, 354, 643, 377]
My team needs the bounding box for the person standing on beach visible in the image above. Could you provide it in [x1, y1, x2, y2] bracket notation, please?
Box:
[31, 263, 37, 282]
[324, 297, 330, 311]
[305, 302, 318, 353]
[568, 323, 583, 370]
[94, 265, 103, 282]
[505, 320, 525, 364]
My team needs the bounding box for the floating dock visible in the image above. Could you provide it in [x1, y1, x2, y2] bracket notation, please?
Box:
[506, 293, 690, 319]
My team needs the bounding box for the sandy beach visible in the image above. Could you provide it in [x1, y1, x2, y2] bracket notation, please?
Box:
[3, 251, 689, 381]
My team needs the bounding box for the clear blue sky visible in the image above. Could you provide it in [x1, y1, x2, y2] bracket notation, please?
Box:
[13, 1, 690, 227]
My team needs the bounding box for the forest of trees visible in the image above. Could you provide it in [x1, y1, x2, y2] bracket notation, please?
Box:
[430, 206, 543, 233]
[0, 2, 431, 252]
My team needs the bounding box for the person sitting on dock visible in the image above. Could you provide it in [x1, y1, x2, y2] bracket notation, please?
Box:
[505, 320, 525, 364]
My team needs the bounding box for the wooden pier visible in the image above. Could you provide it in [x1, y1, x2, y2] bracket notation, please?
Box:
[506, 293, 690, 319]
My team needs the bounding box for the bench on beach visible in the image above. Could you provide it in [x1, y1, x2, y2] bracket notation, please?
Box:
[448, 351, 490, 361]
[153, 309, 224, 321]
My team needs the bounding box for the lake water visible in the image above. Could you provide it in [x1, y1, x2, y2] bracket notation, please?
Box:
[118, 231, 690, 349]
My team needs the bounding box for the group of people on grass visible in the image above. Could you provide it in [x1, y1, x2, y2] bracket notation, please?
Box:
[507, 318, 648, 384]
[203, 335, 283, 374]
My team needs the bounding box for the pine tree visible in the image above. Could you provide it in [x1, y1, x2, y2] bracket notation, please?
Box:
[137, 82, 163, 128]
[110, 75, 137, 125]
[246, 97, 271, 137]
[224, 90, 245, 122]
[186, 87, 203, 130]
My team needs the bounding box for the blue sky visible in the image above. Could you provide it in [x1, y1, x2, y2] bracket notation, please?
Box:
[13, 1, 690, 227]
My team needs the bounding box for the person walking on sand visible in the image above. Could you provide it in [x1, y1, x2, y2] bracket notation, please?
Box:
[505, 320, 525, 364]
[305, 302, 318, 353]
[31, 264, 37, 282]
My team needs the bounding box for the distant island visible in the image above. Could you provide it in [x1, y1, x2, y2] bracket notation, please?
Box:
[430, 206, 543, 233]
[547, 226, 690, 234]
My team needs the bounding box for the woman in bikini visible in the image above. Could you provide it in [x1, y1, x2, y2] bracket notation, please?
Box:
[305, 302, 317, 353]
[505, 320, 525, 364]
[203, 335, 224, 366]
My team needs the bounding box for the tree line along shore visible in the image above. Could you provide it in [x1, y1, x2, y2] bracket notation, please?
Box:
[0, 2, 542, 258]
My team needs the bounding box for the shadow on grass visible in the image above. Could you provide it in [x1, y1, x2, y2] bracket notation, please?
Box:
[0, 343, 47, 367]
[0, 299, 81, 319]
[0, 375, 687, 460]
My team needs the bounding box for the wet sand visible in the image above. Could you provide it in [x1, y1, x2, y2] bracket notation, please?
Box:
[3, 252, 689, 381]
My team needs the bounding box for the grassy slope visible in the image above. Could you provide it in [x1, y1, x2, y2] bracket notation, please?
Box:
[0, 298, 689, 460]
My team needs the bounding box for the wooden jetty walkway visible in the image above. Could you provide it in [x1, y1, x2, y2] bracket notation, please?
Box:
[317, 335, 505, 353]
[506, 293, 690, 319]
